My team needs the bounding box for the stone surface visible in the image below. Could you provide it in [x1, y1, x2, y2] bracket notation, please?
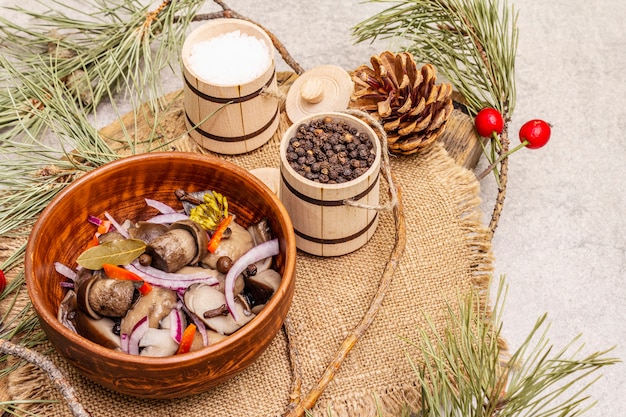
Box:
[4, 0, 625, 415]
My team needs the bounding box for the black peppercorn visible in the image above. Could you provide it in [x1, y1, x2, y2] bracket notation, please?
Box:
[286, 117, 375, 183]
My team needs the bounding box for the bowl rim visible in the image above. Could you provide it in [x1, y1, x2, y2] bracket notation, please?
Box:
[24, 151, 296, 366]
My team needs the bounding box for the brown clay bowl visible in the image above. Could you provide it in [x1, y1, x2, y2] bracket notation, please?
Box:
[24, 152, 296, 399]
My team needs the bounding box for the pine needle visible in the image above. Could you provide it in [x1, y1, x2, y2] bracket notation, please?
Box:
[353, 0, 519, 233]
[403, 277, 619, 416]
[353, 0, 518, 117]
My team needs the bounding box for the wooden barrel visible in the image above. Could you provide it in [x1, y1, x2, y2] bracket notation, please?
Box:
[279, 113, 381, 257]
[182, 19, 279, 155]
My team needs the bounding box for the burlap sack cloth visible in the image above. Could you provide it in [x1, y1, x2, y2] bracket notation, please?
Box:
[0, 78, 494, 417]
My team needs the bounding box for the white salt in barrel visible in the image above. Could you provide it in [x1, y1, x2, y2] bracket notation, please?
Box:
[182, 19, 279, 154]
[279, 113, 381, 257]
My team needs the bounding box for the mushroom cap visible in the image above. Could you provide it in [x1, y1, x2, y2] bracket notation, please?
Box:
[128, 221, 168, 243]
[169, 219, 208, 265]
[88, 277, 137, 318]
[146, 220, 208, 273]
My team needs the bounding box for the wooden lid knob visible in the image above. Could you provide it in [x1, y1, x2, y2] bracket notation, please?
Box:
[300, 78, 324, 104]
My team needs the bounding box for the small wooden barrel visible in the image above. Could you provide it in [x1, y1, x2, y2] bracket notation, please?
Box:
[182, 19, 280, 154]
[279, 113, 381, 257]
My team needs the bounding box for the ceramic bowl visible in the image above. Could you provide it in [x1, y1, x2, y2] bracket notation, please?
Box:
[24, 152, 296, 398]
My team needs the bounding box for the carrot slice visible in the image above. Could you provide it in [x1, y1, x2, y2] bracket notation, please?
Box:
[208, 214, 233, 253]
[102, 263, 152, 295]
[86, 234, 100, 250]
[97, 220, 111, 234]
[176, 323, 197, 354]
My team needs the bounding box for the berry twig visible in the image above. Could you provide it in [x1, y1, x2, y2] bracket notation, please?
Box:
[0, 338, 92, 417]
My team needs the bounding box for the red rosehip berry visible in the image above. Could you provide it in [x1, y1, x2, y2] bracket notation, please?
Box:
[0, 269, 5, 294]
[474, 108, 504, 138]
[519, 119, 551, 149]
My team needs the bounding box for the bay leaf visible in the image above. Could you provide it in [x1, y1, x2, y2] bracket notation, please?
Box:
[76, 238, 147, 270]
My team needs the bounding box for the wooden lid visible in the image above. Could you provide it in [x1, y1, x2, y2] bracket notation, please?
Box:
[285, 65, 353, 124]
[249, 167, 281, 199]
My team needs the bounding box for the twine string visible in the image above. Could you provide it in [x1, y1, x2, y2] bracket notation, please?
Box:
[340, 109, 398, 212]
[260, 83, 286, 101]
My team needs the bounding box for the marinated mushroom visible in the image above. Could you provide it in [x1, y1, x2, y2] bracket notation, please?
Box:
[205, 329, 228, 346]
[74, 311, 121, 350]
[81, 276, 137, 318]
[128, 221, 168, 243]
[138, 328, 179, 357]
[120, 286, 177, 338]
[248, 218, 272, 245]
[243, 268, 282, 307]
[58, 290, 78, 333]
[184, 283, 254, 335]
[98, 230, 126, 244]
[146, 219, 208, 273]
[202, 221, 254, 269]
[175, 265, 245, 296]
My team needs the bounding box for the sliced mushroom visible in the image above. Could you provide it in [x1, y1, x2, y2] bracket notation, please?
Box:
[247, 219, 275, 273]
[202, 221, 254, 270]
[76, 275, 102, 320]
[139, 328, 179, 357]
[58, 290, 78, 333]
[147, 219, 208, 273]
[128, 221, 168, 243]
[74, 310, 121, 350]
[184, 283, 254, 335]
[206, 329, 228, 345]
[243, 268, 282, 307]
[120, 287, 177, 337]
[248, 218, 272, 245]
[98, 230, 126, 245]
[189, 331, 206, 352]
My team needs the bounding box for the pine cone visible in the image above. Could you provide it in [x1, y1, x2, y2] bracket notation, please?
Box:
[349, 51, 454, 155]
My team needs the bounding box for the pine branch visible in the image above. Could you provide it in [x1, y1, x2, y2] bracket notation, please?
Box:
[404, 278, 619, 417]
[353, 0, 518, 117]
[352, 0, 519, 233]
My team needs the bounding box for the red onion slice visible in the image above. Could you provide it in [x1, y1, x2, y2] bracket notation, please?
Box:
[146, 213, 189, 224]
[126, 262, 219, 291]
[128, 315, 149, 355]
[144, 198, 177, 214]
[225, 239, 279, 322]
[104, 211, 129, 239]
[167, 308, 184, 344]
[121, 333, 129, 353]
[54, 262, 77, 281]
[87, 215, 103, 226]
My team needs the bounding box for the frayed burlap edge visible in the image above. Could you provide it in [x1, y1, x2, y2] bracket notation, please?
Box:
[304, 142, 498, 417]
